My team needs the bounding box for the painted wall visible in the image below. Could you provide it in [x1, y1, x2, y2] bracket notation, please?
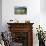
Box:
[0, 0, 2, 32]
[40, 0, 46, 31]
[2, 0, 46, 46]
[40, 0, 46, 13]
[2, 0, 40, 31]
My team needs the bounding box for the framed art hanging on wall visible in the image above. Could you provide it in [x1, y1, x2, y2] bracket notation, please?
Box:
[14, 6, 27, 15]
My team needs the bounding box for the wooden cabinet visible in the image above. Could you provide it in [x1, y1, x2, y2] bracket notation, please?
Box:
[7, 23, 34, 46]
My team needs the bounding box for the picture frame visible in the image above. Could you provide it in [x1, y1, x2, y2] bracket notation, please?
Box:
[14, 6, 27, 15]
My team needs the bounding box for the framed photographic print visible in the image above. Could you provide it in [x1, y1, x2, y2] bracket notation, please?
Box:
[14, 6, 27, 15]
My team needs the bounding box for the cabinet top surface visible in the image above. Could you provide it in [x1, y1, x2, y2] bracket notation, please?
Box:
[7, 23, 34, 25]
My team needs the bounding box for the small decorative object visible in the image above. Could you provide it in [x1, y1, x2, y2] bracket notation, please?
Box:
[14, 6, 27, 15]
[9, 19, 14, 23]
[25, 20, 30, 23]
[36, 25, 45, 46]
[10, 20, 13, 21]
[9, 19, 19, 23]
[14, 19, 19, 23]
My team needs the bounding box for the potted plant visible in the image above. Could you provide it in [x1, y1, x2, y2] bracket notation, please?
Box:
[36, 25, 45, 46]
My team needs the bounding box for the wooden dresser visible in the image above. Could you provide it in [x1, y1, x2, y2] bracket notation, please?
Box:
[7, 23, 34, 46]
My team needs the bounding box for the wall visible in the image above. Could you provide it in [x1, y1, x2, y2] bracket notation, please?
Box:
[0, 0, 2, 32]
[2, 0, 40, 30]
[40, 0, 46, 31]
[40, 0, 46, 13]
[2, 0, 46, 46]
